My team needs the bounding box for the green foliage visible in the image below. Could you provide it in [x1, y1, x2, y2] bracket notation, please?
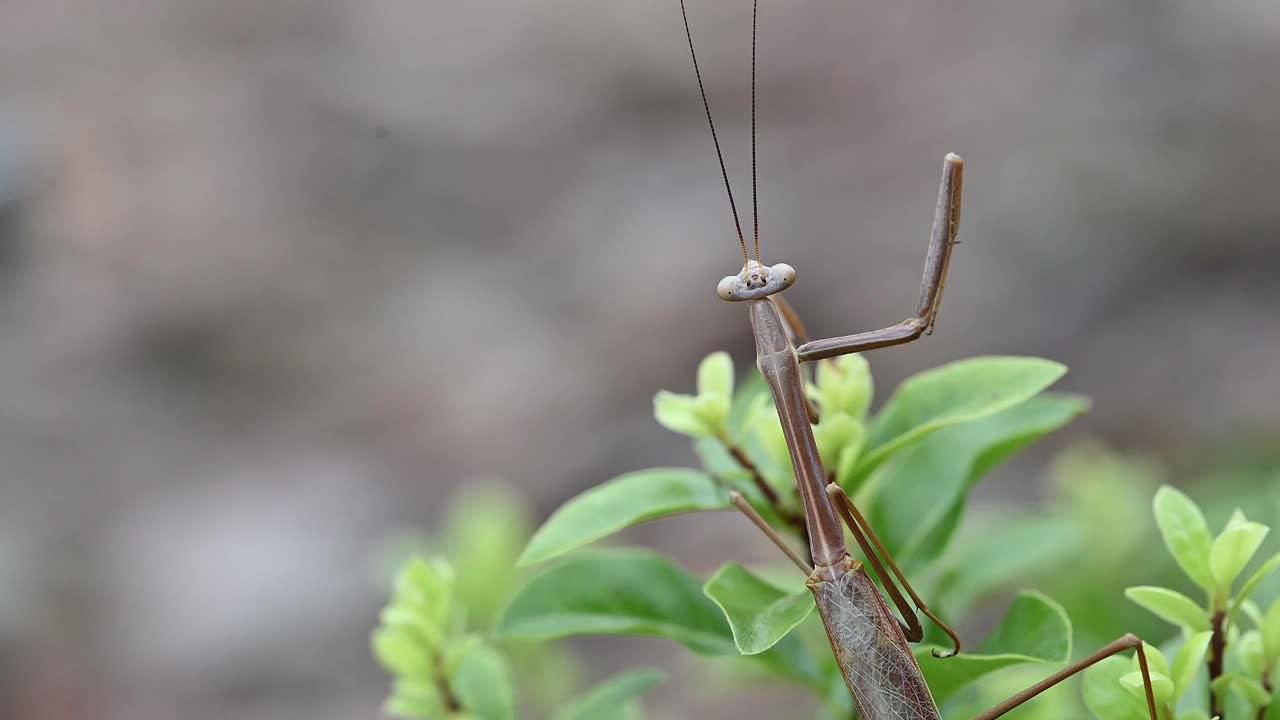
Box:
[516, 469, 728, 567]
[498, 549, 737, 655]
[504, 351, 1091, 718]
[703, 563, 815, 655]
[443, 488, 534, 627]
[1214, 673, 1271, 707]
[550, 670, 665, 720]
[1210, 515, 1270, 599]
[929, 512, 1081, 616]
[653, 351, 735, 439]
[813, 352, 873, 421]
[1233, 554, 1280, 619]
[1154, 486, 1218, 595]
[1082, 486, 1280, 719]
[371, 488, 661, 720]
[854, 357, 1066, 482]
[1264, 599, 1280, 664]
[451, 643, 516, 720]
[375, 346, 1280, 719]
[372, 557, 515, 720]
[1170, 632, 1213, 704]
[1085, 656, 1151, 720]
[917, 592, 1073, 706]
[865, 393, 1088, 569]
[1125, 587, 1211, 634]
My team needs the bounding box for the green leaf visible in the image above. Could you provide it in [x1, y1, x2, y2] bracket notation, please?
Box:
[1132, 641, 1170, 679]
[702, 563, 815, 654]
[1267, 686, 1280, 720]
[381, 605, 443, 645]
[441, 635, 483, 678]
[392, 557, 455, 629]
[697, 351, 734, 398]
[444, 486, 533, 627]
[1262, 599, 1280, 662]
[1231, 553, 1280, 620]
[1242, 599, 1265, 628]
[1209, 520, 1269, 593]
[658, 353, 735, 440]
[834, 440, 863, 488]
[1084, 655, 1150, 720]
[916, 590, 1072, 706]
[866, 393, 1088, 567]
[653, 391, 712, 437]
[387, 678, 445, 719]
[1213, 672, 1272, 706]
[372, 628, 431, 678]
[450, 642, 515, 720]
[748, 395, 792, 474]
[932, 512, 1082, 613]
[815, 353, 873, 420]
[517, 469, 728, 567]
[1124, 586, 1211, 633]
[1052, 444, 1161, 557]
[1153, 486, 1216, 592]
[497, 549, 735, 655]
[384, 693, 441, 720]
[693, 393, 731, 435]
[1239, 630, 1265, 678]
[1179, 712, 1211, 720]
[854, 356, 1067, 480]
[1170, 631, 1212, 702]
[1120, 669, 1174, 707]
[551, 669, 664, 720]
[814, 412, 864, 474]
[727, 370, 769, 440]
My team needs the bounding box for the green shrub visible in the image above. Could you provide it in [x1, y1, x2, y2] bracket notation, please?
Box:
[371, 352, 1280, 719]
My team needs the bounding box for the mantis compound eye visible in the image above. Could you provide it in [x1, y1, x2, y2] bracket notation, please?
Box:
[771, 263, 796, 288]
[716, 274, 740, 300]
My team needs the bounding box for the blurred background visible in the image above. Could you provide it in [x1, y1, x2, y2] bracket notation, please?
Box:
[0, 1, 1277, 719]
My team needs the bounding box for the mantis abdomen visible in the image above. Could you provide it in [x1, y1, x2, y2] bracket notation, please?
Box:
[810, 558, 942, 720]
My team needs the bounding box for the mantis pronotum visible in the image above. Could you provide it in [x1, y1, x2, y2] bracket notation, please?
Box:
[677, 2, 1161, 717]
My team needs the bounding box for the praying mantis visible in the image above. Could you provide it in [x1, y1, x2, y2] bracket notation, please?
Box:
[677, 2, 1162, 717]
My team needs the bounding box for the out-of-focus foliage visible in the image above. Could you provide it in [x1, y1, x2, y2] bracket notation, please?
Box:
[372, 488, 662, 719]
[372, 552, 663, 720]
[945, 447, 1280, 720]
[372, 557, 516, 720]
[1081, 487, 1280, 720]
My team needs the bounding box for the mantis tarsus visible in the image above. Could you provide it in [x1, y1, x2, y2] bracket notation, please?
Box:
[677, 2, 1162, 718]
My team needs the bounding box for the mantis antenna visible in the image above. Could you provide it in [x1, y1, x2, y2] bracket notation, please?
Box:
[678, 0, 763, 272]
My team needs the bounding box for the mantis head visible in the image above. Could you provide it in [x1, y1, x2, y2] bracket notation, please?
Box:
[716, 259, 796, 302]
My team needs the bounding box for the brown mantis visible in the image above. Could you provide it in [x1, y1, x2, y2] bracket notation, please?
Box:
[677, 2, 1163, 718]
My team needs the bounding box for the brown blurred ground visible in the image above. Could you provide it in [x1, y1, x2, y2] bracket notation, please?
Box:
[0, 1, 1277, 719]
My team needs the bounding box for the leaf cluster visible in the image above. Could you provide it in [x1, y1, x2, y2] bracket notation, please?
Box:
[502, 353, 1088, 717]
[370, 489, 663, 720]
[1083, 487, 1280, 720]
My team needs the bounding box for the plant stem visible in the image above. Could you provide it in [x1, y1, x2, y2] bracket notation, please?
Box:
[721, 438, 811, 559]
[1209, 609, 1226, 718]
[725, 443, 782, 507]
[1256, 668, 1273, 720]
[433, 652, 463, 712]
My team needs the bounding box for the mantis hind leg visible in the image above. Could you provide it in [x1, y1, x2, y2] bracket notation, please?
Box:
[973, 634, 1159, 720]
[826, 482, 961, 657]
